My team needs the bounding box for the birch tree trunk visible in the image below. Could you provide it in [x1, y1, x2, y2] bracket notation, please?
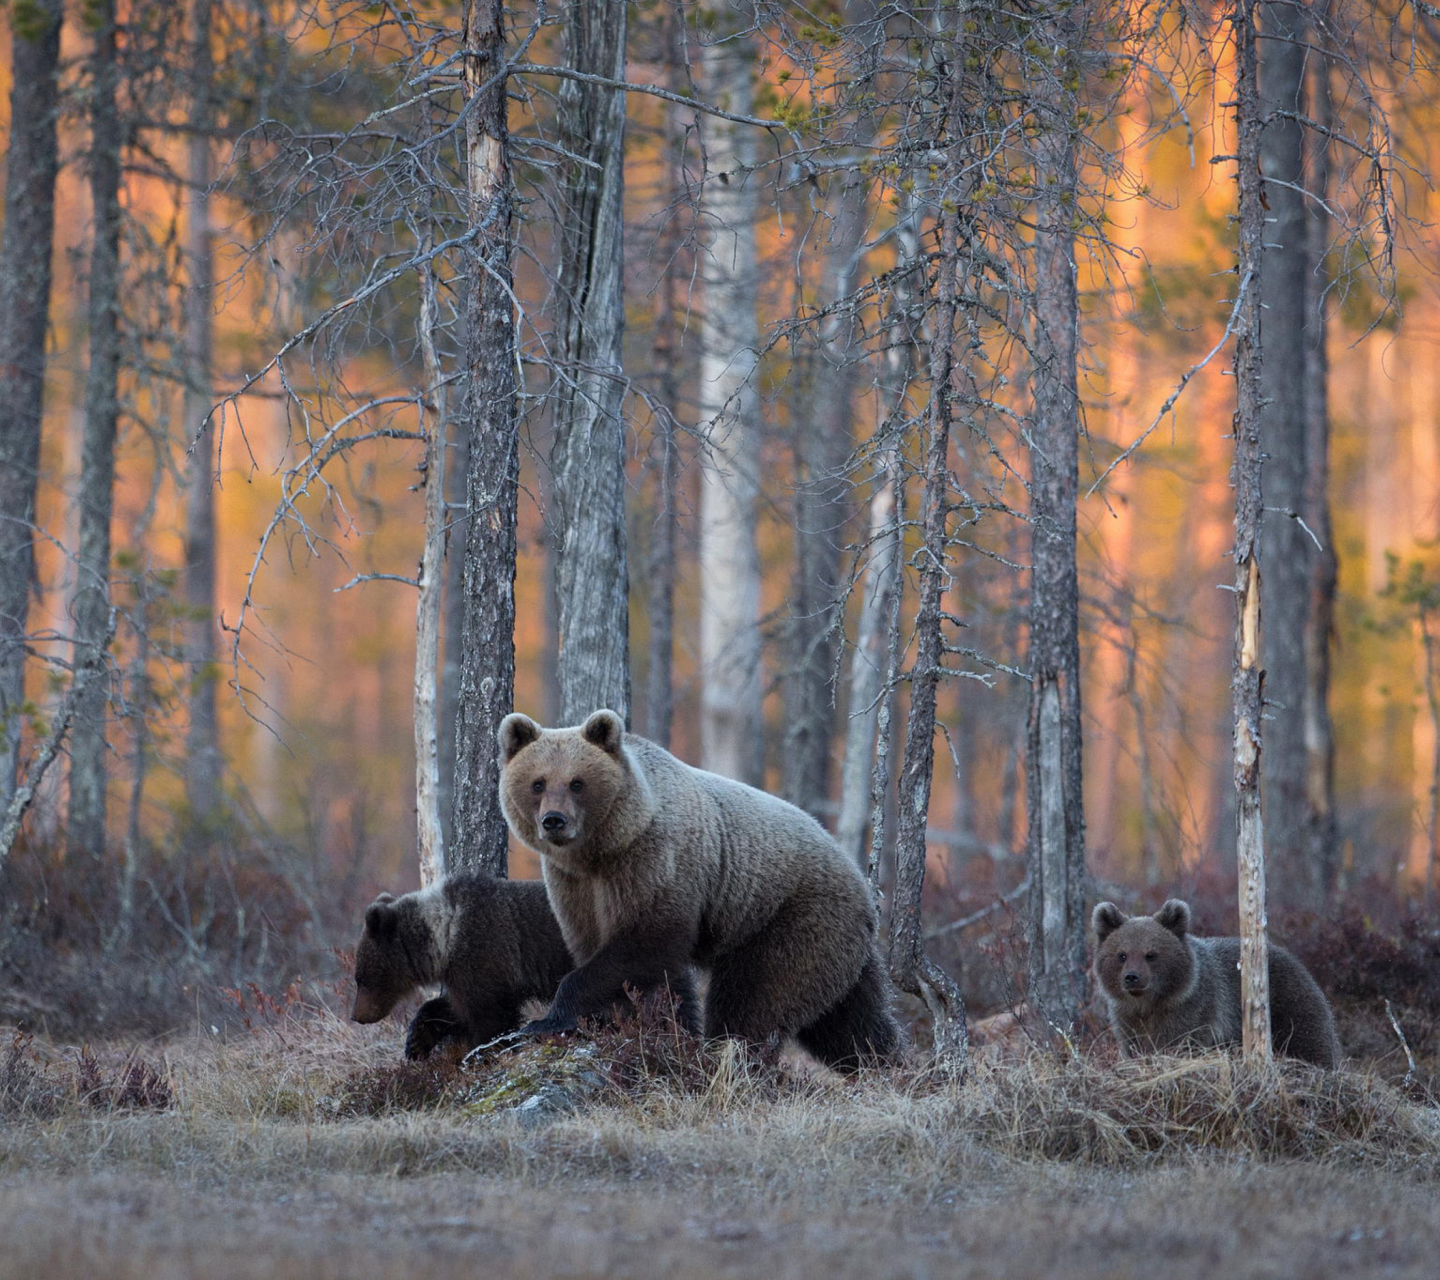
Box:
[415, 254, 447, 886]
[439, 401, 469, 850]
[181, 0, 223, 825]
[836, 206, 920, 865]
[449, 0, 518, 878]
[0, 0, 63, 812]
[1025, 11, 1087, 1031]
[551, 0, 631, 727]
[1302, 16, 1339, 902]
[69, 0, 124, 857]
[1231, 0, 1273, 1061]
[697, 16, 763, 786]
[1257, 0, 1314, 915]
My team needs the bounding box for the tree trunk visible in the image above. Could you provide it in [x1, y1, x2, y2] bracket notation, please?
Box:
[439, 389, 469, 852]
[781, 179, 864, 821]
[1231, 0, 1273, 1061]
[182, 0, 223, 826]
[837, 206, 920, 865]
[1025, 12, 1087, 1032]
[0, 0, 63, 810]
[1257, 0, 1313, 915]
[415, 253, 447, 887]
[886, 199, 967, 1074]
[551, 0, 631, 727]
[69, 0, 124, 858]
[1302, 13, 1339, 902]
[449, 0, 518, 878]
[697, 16, 763, 786]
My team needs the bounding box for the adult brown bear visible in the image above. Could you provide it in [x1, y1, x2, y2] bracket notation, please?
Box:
[498, 709, 903, 1069]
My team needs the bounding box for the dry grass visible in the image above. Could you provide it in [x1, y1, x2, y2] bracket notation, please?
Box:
[0, 1008, 1437, 1280]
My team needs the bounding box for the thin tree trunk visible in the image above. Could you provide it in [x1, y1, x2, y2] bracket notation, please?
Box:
[551, 0, 631, 726]
[414, 252, 447, 887]
[1025, 11, 1087, 1032]
[69, 0, 124, 857]
[1421, 605, 1439, 910]
[697, 15, 763, 786]
[837, 206, 920, 865]
[0, 0, 63, 812]
[182, 0, 223, 825]
[449, 0, 518, 878]
[887, 197, 967, 1074]
[439, 392, 468, 851]
[1302, 12, 1339, 902]
[1231, 0, 1273, 1061]
[781, 180, 864, 820]
[1257, 0, 1313, 915]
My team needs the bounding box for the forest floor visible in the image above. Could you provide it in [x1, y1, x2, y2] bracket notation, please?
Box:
[1, 1003, 1438, 1280]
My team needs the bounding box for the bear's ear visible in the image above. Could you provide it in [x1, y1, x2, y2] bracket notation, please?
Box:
[581, 709, 624, 756]
[365, 897, 398, 939]
[1092, 901, 1126, 942]
[1154, 899, 1191, 938]
[498, 713, 542, 763]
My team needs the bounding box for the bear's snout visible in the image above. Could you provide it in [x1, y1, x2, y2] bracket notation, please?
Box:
[541, 810, 569, 835]
[1122, 970, 1146, 993]
[351, 988, 388, 1024]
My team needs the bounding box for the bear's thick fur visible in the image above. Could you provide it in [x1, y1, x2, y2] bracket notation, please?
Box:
[351, 872, 573, 1059]
[498, 709, 903, 1069]
[1092, 899, 1340, 1068]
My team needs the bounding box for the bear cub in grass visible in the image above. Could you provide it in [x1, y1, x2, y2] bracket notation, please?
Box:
[1092, 899, 1340, 1068]
[351, 872, 573, 1059]
[498, 709, 904, 1070]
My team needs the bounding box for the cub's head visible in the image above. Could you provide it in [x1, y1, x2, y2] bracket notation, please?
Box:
[498, 709, 631, 856]
[351, 893, 419, 1024]
[1092, 899, 1194, 1008]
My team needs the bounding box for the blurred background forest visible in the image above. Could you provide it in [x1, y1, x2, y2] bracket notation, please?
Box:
[1, 0, 1438, 1039]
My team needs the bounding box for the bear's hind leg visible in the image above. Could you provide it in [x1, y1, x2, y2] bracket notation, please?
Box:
[795, 950, 904, 1071]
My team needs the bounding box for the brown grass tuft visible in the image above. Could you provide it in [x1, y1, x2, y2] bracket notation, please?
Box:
[964, 1050, 1440, 1167]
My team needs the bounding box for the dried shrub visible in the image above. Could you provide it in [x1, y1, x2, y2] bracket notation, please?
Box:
[0, 1031, 67, 1118]
[330, 1051, 466, 1117]
[72, 1046, 175, 1111]
[967, 1052, 1440, 1167]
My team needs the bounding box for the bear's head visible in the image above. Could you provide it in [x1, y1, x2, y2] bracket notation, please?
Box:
[351, 893, 423, 1024]
[1092, 899, 1194, 1009]
[498, 709, 645, 862]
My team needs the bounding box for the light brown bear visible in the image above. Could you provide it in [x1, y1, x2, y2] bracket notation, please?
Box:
[498, 709, 903, 1069]
[351, 872, 573, 1059]
[1092, 899, 1340, 1068]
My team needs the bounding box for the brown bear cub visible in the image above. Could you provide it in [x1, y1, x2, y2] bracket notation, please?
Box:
[1092, 899, 1340, 1068]
[498, 709, 904, 1070]
[351, 872, 573, 1059]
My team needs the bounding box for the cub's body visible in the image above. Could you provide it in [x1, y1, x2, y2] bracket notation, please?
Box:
[351, 872, 573, 1059]
[1092, 899, 1340, 1068]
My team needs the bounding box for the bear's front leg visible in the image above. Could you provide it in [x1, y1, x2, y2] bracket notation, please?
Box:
[405, 993, 463, 1059]
[519, 929, 698, 1036]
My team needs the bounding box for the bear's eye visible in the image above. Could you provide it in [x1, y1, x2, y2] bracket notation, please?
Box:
[1116, 952, 1127, 963]
[569, 778, 584, 793]
[1145, 952, 1157, 962]
[531, 778, 546, 795]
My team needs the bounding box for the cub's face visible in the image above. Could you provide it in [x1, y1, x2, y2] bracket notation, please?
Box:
[1092, 899, 1193, 1008]
[498, 710, 626, 856]
[351, 895, 414, 1024]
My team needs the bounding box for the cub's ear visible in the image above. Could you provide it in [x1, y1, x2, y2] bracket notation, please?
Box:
[1092, 901, 1126, 942]
[581, 709, 624, 756]
[365, 897, 398, 939]
[1154, 899, 1191, 938]
[499, 713, 542, 763]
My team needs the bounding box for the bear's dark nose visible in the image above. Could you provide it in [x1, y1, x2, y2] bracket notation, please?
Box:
[541, 811, 568, 834]
[1122, 970, 1143, 990]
